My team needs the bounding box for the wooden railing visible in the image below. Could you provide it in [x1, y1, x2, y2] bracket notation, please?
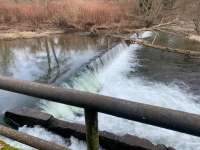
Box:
[0, 76, 200, 150]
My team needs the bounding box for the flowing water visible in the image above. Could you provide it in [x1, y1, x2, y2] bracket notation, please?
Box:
[0, 32, 200, 150]
[0, 34, 109, 117]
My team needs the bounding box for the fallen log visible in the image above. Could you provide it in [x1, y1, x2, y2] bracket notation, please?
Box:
[5, 107, 175, 150]
[129, 39, 200, 57]
[109, 34, 200, 58]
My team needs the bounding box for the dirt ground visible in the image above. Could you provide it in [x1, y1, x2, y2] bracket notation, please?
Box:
[1, 20, 200, 43]
[0, 23, 78, 40]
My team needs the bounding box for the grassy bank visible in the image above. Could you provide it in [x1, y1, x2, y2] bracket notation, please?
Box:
[0, 0, 198, 41]
[0, 140, 20, 150]
[0, 0, 136, 31]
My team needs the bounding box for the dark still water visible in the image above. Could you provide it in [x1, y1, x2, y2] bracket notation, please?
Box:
[133, 31, 200, 96]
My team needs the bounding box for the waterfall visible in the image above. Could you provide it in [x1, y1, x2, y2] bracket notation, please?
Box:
[38, 32, 200, 149]
[2, 32, 200, 150]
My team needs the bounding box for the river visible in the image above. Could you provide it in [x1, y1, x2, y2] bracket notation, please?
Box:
[0, 31, 200, 150]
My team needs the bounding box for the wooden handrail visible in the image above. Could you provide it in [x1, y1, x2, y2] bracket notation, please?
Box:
[0, 76, 200, 150]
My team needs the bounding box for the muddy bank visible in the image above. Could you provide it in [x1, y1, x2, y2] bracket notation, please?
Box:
[0, 25, 134, 41]
[0, 23, 81, 40]
[0, 30, 67, 40]
[0, 25, 77, 40]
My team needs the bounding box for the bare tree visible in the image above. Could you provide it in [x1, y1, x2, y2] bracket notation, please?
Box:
[138, 0, 164, 27]
[193, 1, 200, 34]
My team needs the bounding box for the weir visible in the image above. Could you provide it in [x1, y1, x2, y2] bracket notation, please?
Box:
[0, 76, 200, 150]
[52, 37, 122, 89]
[63, 43, 124, 88]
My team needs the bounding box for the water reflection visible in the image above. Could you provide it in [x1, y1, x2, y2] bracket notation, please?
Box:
[0, 34, 110, 115]
[133, 32, 200, 96]
[151, 31, 200, 51]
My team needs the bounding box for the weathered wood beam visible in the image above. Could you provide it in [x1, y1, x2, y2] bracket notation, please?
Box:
[0, 125, 69, 150]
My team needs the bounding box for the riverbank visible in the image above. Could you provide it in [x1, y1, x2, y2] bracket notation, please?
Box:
[0, 0, 137, 41]
[0, 22, 139, 40]
[0, 140, 20, 150]
[1, 18, 200, 42]
[2, 0, 199, 42]
[0, 29, 66, 41]
[0, 22, 79, 40]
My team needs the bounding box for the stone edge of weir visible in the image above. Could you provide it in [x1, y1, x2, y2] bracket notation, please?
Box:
[5, 107, 175, 150]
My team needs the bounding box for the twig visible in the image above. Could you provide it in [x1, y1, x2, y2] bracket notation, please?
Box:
[151, 31, 159, 44]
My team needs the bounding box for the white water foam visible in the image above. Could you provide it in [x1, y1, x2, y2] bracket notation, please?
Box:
[3, 32, 200, 150]
[38, 41, 200, 149]
[94, 44, 200, 150]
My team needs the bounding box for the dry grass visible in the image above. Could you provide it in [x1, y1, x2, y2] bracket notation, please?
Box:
[0, 0, 134, 29]
[1, 0, 197, 35]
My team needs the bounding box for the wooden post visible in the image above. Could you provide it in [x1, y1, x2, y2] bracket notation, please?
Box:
[84, 109, 99, 150]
